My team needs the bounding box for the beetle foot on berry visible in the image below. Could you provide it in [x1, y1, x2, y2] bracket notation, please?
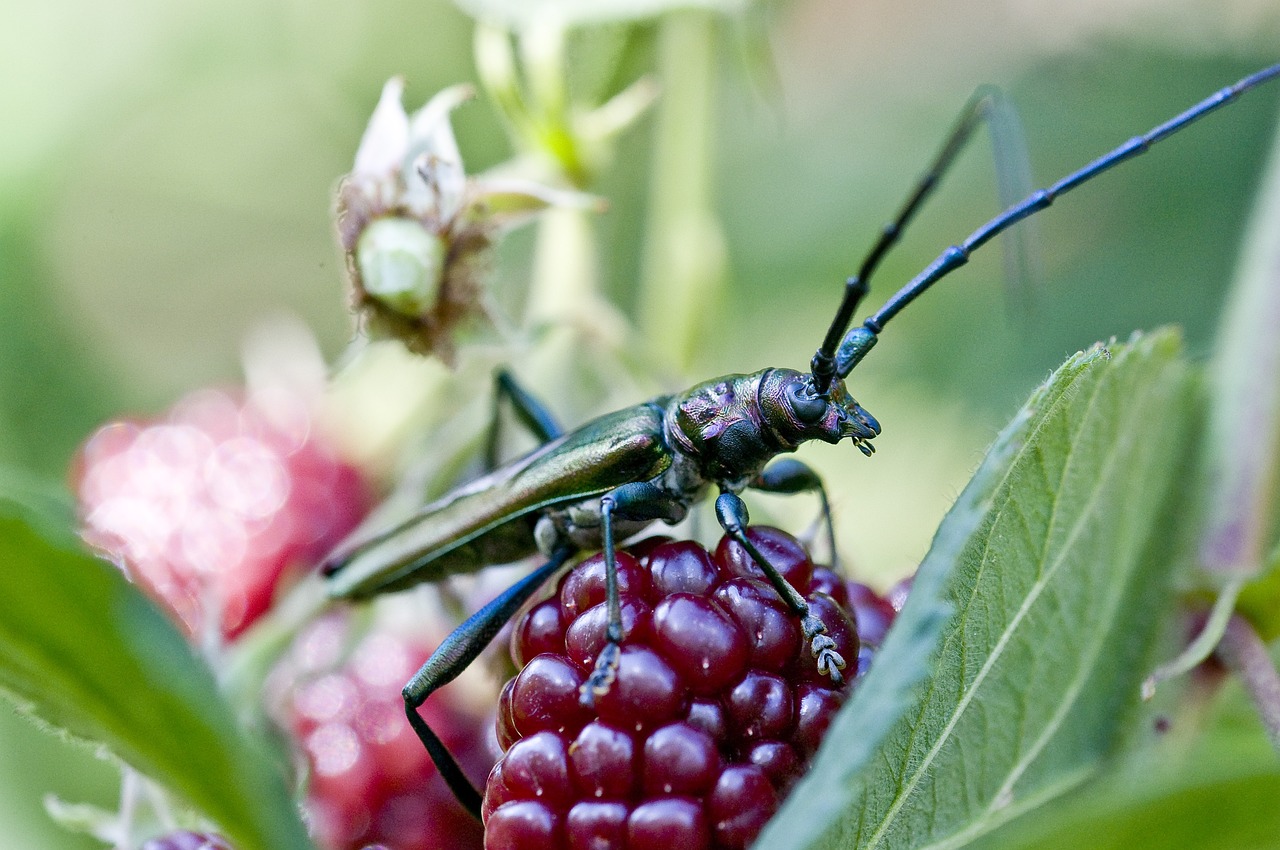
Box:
[579, 641, 621, 707]
[801, 614, 846, 685]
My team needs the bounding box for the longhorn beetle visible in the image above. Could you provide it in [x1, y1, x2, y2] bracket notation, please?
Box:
[322, 63, 1280, 818]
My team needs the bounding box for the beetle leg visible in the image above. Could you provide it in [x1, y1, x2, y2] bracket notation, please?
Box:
[714, 490, 846, 686]
[485, 368, 564, 470]
[580, 481, 685, 705]
[580, 494, 624, 705]
[751, 457, 839, 573]
[403, 545, 573, 819]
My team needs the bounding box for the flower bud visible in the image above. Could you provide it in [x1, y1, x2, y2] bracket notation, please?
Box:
[336, 79, 598, 364]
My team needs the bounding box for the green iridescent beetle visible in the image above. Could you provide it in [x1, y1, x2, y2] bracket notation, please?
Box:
[322, 63, 1280, 819]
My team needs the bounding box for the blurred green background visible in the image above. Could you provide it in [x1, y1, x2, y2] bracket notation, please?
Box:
[3, 0, 1279, 846]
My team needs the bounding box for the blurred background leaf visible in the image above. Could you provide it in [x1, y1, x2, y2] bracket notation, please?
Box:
[3, 0, 1279, 846]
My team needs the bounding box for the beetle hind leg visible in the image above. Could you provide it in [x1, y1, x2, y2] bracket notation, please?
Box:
[402, 545, 573, 819]
[485, 368, 564, 470]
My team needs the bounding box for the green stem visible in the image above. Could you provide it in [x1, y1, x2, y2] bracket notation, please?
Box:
[638, 9, 725, 372]
[525, 204, 599, 328]
[1142, 579, 1244, 698]
[1218, 613, 1280, 754]
[1201, 107, 1280, 578]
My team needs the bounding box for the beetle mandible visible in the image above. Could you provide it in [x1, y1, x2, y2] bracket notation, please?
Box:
[322, 62, 1280, 818]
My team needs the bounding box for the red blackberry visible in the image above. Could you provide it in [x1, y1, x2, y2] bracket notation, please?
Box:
[842, 579, 898, 677]
[485, 527, 869, 850]
[74, 386, 370, 640]
[273, 617, 489, 850]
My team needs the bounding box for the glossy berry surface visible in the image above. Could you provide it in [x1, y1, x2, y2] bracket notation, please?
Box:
[74, 387, 370, 639]
[485, 527, 878, 850]
[272, 617, 489, 850]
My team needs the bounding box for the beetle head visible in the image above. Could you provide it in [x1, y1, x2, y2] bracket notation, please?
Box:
[760, 368, 880, 456]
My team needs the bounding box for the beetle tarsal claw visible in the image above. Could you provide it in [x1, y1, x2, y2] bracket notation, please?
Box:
[802, 615, 847, 685]
[579, 642, 621, 707]
[817, 648, 846, 686]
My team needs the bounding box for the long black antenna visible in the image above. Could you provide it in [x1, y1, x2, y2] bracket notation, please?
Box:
[811, 87, 1030, 395]
[832, 62, 1280, 379]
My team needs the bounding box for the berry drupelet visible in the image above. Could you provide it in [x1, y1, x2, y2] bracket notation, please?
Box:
[484, 527, 887, 850]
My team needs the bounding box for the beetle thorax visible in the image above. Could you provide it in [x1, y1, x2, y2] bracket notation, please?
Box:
[664, 371, 789, 485]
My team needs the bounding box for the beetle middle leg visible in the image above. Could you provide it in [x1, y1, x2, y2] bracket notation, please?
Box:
[579, 481, 687, 705]
[751, 457, 839, 573]
[715, 490, 846, 685]
[402, 544, 574, 820]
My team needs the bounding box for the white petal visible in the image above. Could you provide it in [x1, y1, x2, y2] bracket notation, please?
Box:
[407, 84, 474, 220]
[353, 77, 410, 178]
[407, 83, 475, 164]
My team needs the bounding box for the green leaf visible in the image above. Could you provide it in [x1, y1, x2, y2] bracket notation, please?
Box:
[0, 496, 313, 850]
[970, 662, 1280, 850]
[759, 329, 1196, 850]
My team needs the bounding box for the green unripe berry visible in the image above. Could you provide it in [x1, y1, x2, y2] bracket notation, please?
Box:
[356, 217, 448, 317]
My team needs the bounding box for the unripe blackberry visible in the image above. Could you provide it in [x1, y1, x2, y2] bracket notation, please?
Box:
[485, 527, 881, 850]
[274, 618, 488, 850]
[74, 387, 370, 640]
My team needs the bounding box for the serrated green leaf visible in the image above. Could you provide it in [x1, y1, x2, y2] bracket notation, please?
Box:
[759, 329, 1196, 850]
[0, 497, 313, 850]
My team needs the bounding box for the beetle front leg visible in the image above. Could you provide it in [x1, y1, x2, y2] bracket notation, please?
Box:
[402, 545, 573, 819]
[714, 490, 846, 685]
[751, 457, 839, 572]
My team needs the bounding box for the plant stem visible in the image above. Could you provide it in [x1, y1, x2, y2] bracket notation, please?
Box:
[1143, 579, 1243, 698]
[1217, 613, 1280, 754]
[525, 205, 599, 329]
[638, 9, 725, 373]
[1201, 108, 1280, 578]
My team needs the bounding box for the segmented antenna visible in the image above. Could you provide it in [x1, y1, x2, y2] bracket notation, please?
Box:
[812, 87, 1031, 395]
[832, 62, 1280, 380]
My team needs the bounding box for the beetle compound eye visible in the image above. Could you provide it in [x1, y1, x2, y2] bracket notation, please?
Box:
[786, 384, 828, 424]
